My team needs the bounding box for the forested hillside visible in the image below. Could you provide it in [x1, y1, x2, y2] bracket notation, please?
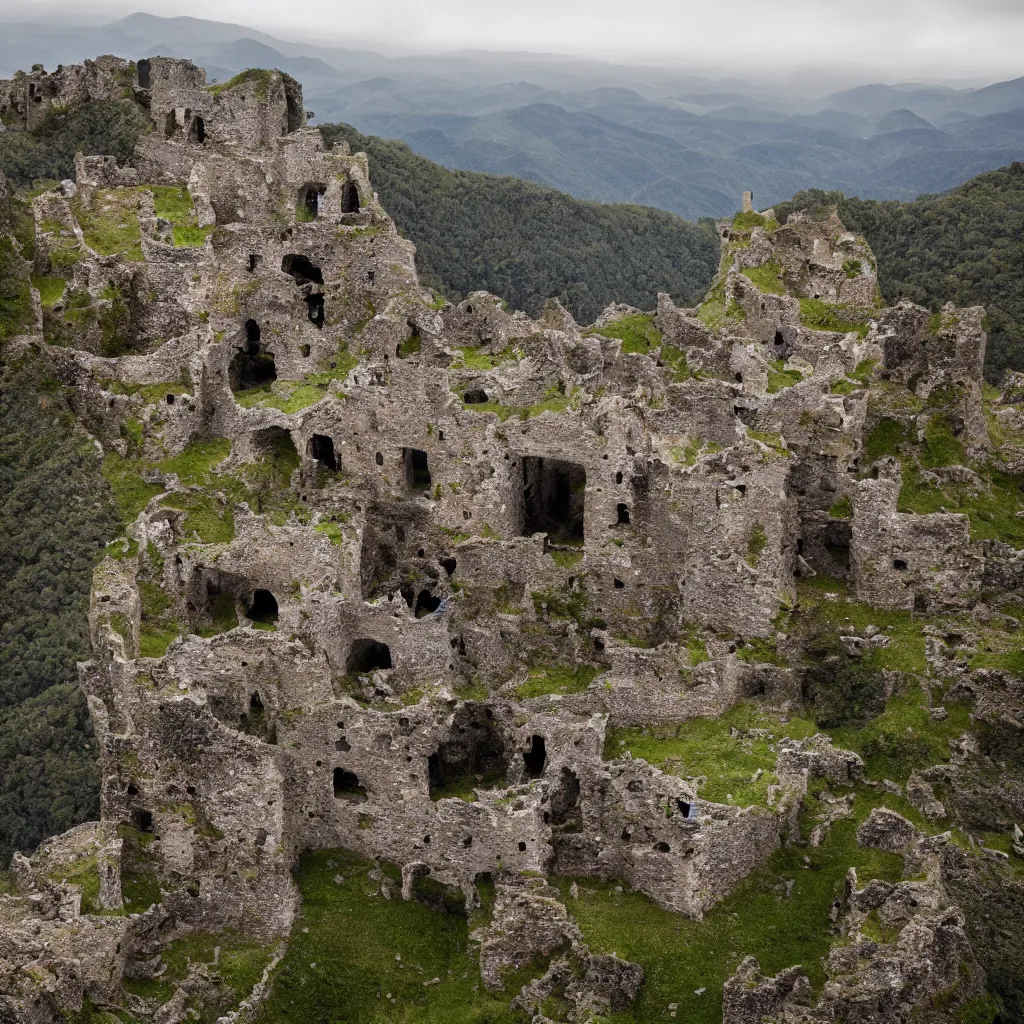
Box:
[773, 163, 1024, 382]
[318, 123, 721, 326]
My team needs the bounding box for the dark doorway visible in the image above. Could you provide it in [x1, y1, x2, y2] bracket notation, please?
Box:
[341, 180, 360, 213]
[247, 589, 278, 624]
[137, 59, 151, 89]
[229, 326, 277, 392]
[428, 704, 508, 801]
[189, 115, 206, 144]
[404, 448, 431, 491]
[132, 808, 154, 832]
[617, 503, 630, 525]
[773, 330, 790, 358]
[347, 639, 392, 674]
[414, 589, 442, 618]
[522, 734, 547, 778]
[333, 768, 367, 800]
[522, 456, 586, 543]
[300, 184, 324, 220]
[463, 388, 489, 404]
[309, 434, 338, 471]
[285, 87, 302, 133]
[281, 254, 324, 286]
[550, 767, 581, 829]
[305, 294, 325, 328]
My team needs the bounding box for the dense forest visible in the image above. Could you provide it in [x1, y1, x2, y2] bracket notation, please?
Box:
[318, 123, 722, 325]
[773, 164, 1024, 383]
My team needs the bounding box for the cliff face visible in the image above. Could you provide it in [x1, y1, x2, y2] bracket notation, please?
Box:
[0, 56, 1021, 1024]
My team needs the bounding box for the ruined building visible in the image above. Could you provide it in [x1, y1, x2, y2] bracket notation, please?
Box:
[0, 55, 1021, 1024]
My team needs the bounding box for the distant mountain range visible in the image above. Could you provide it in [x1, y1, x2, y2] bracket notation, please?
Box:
[1, 12, 1022, 219]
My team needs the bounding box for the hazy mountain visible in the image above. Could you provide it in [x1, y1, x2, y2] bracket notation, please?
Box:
[1, 12, 1021, 219]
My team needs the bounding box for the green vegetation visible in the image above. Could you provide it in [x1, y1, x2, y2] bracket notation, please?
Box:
[0, 351, 118, 865]
[261, 849, 521, 1024]
[0, 100, 151, 188]
[72, 188, 144, 261]
[208, 68, 280, 100]
[514, 664, 601, 699]
[741, 261, 786, 295]
[150, 185, 213, 247]
[30, 273, 64, 307]
[608, 704, 816, 806]
[746, 523, 768, 566]
[798, 298, 871, 338]
[556, 795, 903, 1024]
[774, 166, 1024, 381]
[731, 211, 767, 231]
[829, 496, 852, 519]
[0, 235, 33, 340]
[766, 359, 804, 393]
[588, 313, 662, 354]
[317, 123, 719, 325]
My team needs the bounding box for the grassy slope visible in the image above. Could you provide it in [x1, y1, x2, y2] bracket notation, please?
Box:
[318, 123, 720, 326]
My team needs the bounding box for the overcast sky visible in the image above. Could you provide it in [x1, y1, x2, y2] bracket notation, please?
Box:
[14, 0, 1024, 81]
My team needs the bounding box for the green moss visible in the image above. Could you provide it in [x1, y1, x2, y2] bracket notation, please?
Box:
[208, 68, 276, 100]
[397, 332, 422, 358]
[732, 211, 766, 231]
[746, 523, 768, 566]
[843, 258, 863, 279]
[798, 298, 870, 338]
[72, 188, 144, 261]
[315, 520, 345, 546]
[139, 622, 182, 659]
[514, 664, 600, 699]
[194, 591, 239, 638]
[766, 359, 804, 393]
[451, 345, 517, 370]
[829, 496, 852, 519]
[609, 704, 816, 806]
[660, 344, 691, 382]
[234, 382, 330, 413]
[920, 414, 968, 468]
[548, 548, 584, 569]
[531, 584, 605, 632]
[161, 492, 235, 544]
[588, 313, 662, 355]
[31, 273, 65, 307]
[460, 399, 516, 421]
[737, 637, 787, 667]
[741, 261, 786, 295]
[746, 428, 789, 456]
[161, 438, 231, 484]
[864, 418, 909, 462]
[260, 850, 521, 1024]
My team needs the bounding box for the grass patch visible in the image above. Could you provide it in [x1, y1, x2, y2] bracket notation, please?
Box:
[741, 261, 786, 295]
[514, 664, 600, 699]
[589, 313, 662, 355]
[72, 187, 144, 261]
[555, 791, 902, 1024]
[829, 496, 852, 519]
[160, 492, 235, 544]
[746, 428, 789, 457]
[731, 211, 766, 231]
[548, 548, 584, 569]
[234, 382, 331, 413]
[798, 299, 870, 339]
[260, 850, 521, 1024]
[31, 273, 65, 307]
[149, 185, 213, 248]
[767, 359, 803, 393]
[746, 523, 768, 567]
[607, 704, 817, 806]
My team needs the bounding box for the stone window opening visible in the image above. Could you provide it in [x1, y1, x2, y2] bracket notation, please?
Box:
[164, 109, 178, 138]
[404, 448, 431, 491]
[286, 89, 302, 133]
[893, 558, 908, 571]
[306, 294, 325, 329]
[414, 590, 442, 618]
[616, 503, 630, 525]
[676, 799, 692, 817]
[614, 578, 625, 589]
[247, 254, 261, 273]
[522, 734, 547, 778]
[615, 471, 623, 484]
[518, 841, 527, 852]
[229, 325, 277, 392]
[132, 809, 154, 833]
[773, 330, 790, 358]
[341, 180, 360, 214]
[522, 456, 586, 543]
[309, 433, 339, 472]
[281, 254, 324, 287]
[440, 557, 456, 575]
[654, 841, 671, 853]
[247, 589, 278, 624]
[347, 638, 392, 674]
[166, 393, 175, 405]
[463, 388, 489, 405]
[189, 115, 206, 145]
[137, 59, 151, 89]
[333, 768, 367, 801]
[428, 703, 508, 801]
[300, 184, 325, 220]
[300, 344, 311, 357]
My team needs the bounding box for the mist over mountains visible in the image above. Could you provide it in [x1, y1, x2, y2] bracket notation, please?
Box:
[1, 12, 1022, 218]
